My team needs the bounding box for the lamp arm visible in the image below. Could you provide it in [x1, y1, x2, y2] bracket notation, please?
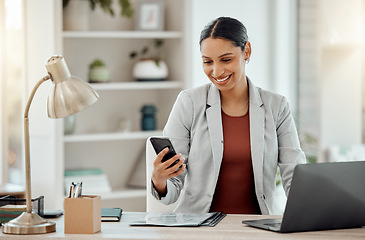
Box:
[23, 75, 51, 213]
[24, 75, 51, 118]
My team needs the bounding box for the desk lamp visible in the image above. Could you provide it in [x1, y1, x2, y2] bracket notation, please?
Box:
[3, 55, 99, 234]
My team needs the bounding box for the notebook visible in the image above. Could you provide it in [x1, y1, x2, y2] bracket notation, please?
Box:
[243, 161, 365, 233]
[101, 208, 122, 222]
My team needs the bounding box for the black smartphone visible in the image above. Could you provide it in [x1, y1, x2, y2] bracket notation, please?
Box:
[150, 137, 180, 169]
[42, 209, 64, 218]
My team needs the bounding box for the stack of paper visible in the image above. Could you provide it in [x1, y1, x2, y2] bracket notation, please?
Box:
[130, 212, 226, 227]
[0, 204, 26, 223]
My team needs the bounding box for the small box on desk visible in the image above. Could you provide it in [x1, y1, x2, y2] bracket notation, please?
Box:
[64, 195, 101, 234]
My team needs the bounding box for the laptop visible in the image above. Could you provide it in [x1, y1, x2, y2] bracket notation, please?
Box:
[243, 161, 365, 233]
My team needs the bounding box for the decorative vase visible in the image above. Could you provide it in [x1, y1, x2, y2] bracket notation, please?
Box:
[133, 58, 168, 81]
[88, 66, 110, 83]
[63, 0, 90, 31]
[141, 105, 157, 131]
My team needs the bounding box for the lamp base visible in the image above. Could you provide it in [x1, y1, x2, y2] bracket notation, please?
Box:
[2, 212, 56, 234]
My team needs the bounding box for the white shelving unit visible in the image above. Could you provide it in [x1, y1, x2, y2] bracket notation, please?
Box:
[101, 188, 147, 200]
[90, 81, 184, 91]
[63, 31, 182, 39]
[58, 0, 189, 211]
[63, 130, 163, 143]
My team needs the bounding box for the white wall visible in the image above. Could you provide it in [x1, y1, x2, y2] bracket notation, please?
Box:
[190, 0, 271, 89]
[271, 0, 298, 111]
[25, 0, 63, 209]
[189, 0, 298, 112]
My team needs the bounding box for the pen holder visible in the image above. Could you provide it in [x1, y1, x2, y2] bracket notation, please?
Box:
[64, 195, 101, 234]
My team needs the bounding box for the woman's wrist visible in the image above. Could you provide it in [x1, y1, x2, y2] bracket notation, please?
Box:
[151, 178, 167, 197]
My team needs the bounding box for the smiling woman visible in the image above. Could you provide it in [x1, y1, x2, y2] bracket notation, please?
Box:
[149, 17, 306, 215]
[200, 38, 250, 116]
[199, 17, 251, 117]
[0, 0, 25, 186]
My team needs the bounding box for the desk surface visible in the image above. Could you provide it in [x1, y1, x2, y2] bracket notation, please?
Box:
[0, 212, 364, 240]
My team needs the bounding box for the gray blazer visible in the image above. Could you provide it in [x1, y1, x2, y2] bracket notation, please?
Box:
[152, 77, 306, 215]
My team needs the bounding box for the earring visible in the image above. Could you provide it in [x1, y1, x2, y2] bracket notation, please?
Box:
[245, 58, 250, 64]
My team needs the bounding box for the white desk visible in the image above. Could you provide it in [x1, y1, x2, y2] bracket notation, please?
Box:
[0, 212, 364, 239]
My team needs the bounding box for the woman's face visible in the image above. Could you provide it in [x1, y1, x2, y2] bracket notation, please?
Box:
[200, 37, 251, 93]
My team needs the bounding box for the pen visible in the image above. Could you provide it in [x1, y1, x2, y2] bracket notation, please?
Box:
[76, 182, 83, 197]
[69, 182, 75, 198]
[72, 181, 83, 198]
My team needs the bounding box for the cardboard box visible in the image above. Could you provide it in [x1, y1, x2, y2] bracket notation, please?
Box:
[64, 195, 101, 234]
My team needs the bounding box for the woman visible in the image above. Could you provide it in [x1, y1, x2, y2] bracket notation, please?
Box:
[151, 17, 306, 215]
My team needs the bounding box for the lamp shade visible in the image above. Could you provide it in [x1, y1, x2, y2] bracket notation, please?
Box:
[46, 55, 99, 118]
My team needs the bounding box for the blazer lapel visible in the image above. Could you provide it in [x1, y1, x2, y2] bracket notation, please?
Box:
[247, 78, 265, 197]
[206, 85, 224, 179]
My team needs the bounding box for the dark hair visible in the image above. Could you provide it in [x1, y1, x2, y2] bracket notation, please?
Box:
[199, 17, 248, 51]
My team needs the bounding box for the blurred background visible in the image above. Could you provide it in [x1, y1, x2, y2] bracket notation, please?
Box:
[0, 0, 364, 212]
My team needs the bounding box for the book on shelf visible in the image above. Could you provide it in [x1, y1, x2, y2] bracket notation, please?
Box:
[64, 168, 112, 196]
[101, 208, 123, 222]
[0, 204, 26, 223]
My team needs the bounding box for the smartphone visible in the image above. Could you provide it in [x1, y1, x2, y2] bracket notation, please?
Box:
[150, 137, 180, 169]
[42, 209, 64, 218]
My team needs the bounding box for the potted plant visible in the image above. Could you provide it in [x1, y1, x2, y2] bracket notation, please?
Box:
[88, 59, 111, 83]
[63, 0, 134, 31]
[130, 39, 168, 81]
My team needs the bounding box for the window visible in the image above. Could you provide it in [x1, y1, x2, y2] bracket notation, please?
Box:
[0, 0, 25, 185]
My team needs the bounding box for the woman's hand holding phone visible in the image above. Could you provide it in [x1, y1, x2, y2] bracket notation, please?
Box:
[151, 147, 186, 197]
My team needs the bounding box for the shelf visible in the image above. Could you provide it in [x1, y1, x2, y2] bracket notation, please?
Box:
[321, 42, 362, 51]
[100, 188, 146, 200]
[90, 81, 184, 91]
[63, 31, 182, 39]
[64, 130, 163, 143]
[63, 188, 146, 200]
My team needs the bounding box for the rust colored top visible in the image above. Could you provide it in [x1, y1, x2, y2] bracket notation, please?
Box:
[209, 110, 261, 214]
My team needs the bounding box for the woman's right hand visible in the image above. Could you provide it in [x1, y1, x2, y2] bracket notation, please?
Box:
[151, 147, 186, 197]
